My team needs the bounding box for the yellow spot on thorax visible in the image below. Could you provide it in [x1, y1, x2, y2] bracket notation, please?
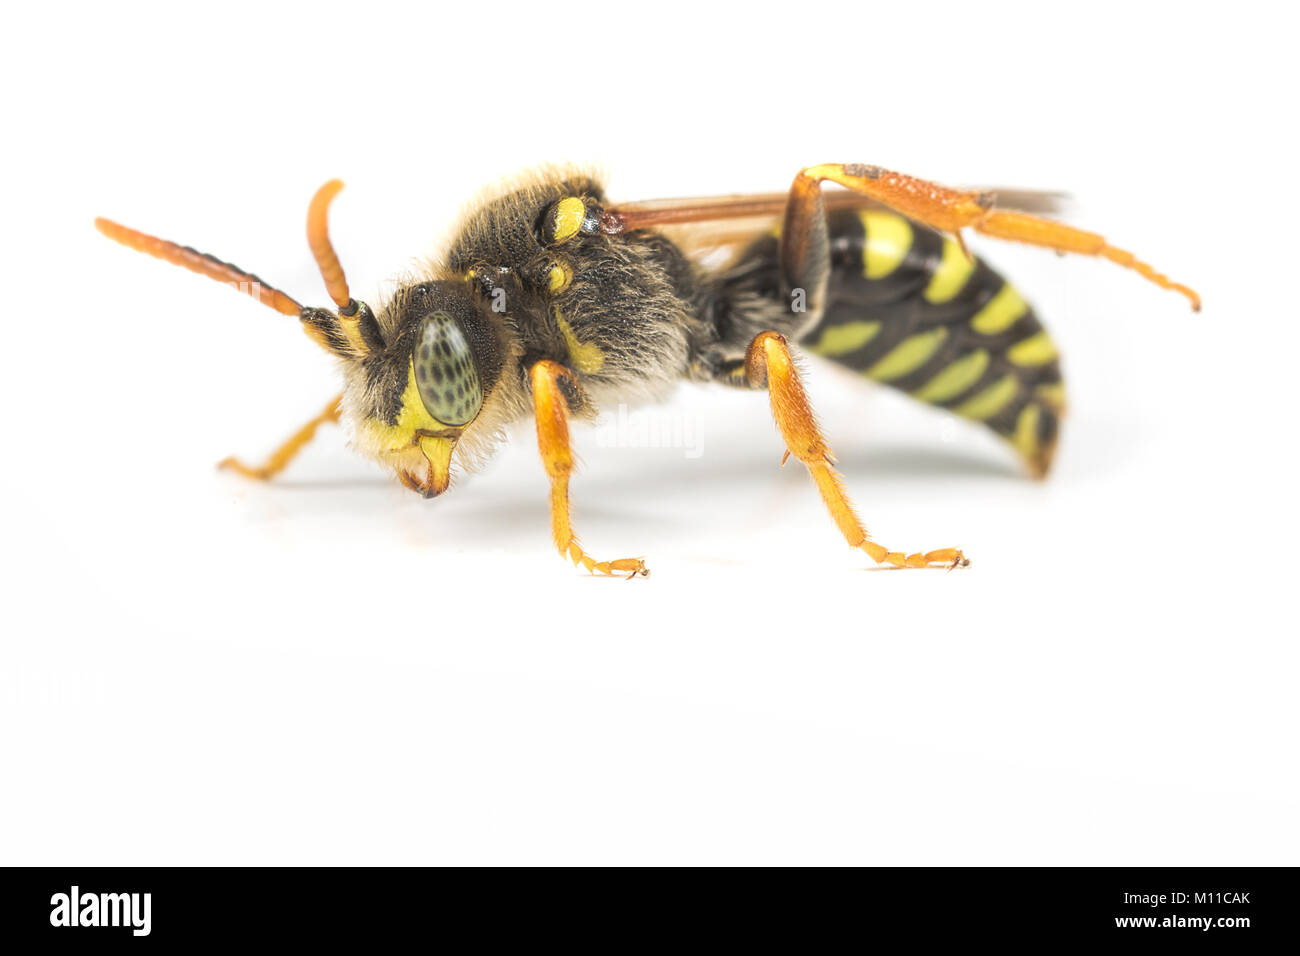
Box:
[807, 320, 881, 357]
[865, 327, 947, 381]
[554, 308, 605, 373]
[859, 211, 913, 279]
[550, 197, 586, 243]
[547, 261, 572, 293]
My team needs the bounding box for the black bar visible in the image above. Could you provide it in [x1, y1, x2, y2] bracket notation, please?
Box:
[1, 866, 1293, 945]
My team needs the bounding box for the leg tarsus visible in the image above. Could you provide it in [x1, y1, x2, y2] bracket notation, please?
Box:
[556, 516, 648, 579]
[861, 539, 968, 571]
[217, 456, 274, 481]
[218, 392, 343, 482]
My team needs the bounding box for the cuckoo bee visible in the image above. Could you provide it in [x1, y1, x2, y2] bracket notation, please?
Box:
[96, 165, 1198, 576]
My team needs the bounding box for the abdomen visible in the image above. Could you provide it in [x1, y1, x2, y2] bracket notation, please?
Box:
[800, 207, 1065, 476]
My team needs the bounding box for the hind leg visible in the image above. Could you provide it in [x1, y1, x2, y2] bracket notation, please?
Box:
[782, 163, 1200, 310]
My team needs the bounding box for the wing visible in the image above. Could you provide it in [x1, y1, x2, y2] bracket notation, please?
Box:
[604, 187, 1069, 271]
[604, 186, 1069, 232]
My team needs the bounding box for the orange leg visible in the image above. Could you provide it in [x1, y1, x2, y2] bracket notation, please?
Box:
[788, 163, 1201, 310]
[531, 361, 649, 578]
[218, 393, 343, 481]
[746, 332, 968, 570]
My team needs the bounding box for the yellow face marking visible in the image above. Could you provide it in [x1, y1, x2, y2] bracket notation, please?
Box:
[418, 435, 454, 495]
[970, 283, 1028, 334]
[1010, 403, 1041, 467]
[554, 308, 605, 374]
[924, 236, 976, 304]
[865, 327, 947, 382]
[807, 320, 881, 358]
[912, 348, 990, 403]
[547, 261, 572, 294]
[550, 197, 586, 244]
[954, 373, 1019, 421]
[1007, 331, 1059, 366]
[357, 359, 454, 451]
[859, 211, 914, 280]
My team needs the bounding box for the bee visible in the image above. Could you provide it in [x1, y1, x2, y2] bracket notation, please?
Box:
[96, 164, 1198, 576]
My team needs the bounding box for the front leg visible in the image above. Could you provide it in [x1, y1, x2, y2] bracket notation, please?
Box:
[745, 332, 969, 570]
[218, 392, 343, 481]
[530, 360, 649, 578]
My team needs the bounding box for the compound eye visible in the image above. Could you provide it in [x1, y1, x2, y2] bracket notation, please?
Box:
[541, 197, 599, 245]
[413, 310, 482, 427]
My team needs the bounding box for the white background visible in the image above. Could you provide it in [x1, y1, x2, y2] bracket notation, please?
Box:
[3, 1, 1296, 865]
